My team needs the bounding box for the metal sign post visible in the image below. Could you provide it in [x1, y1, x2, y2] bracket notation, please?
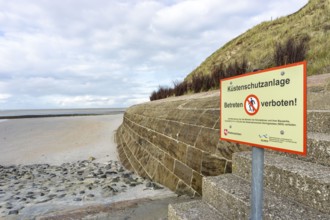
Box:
[251, 147, 264, 220]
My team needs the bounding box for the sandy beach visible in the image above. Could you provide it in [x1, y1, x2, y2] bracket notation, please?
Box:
[0, 114, 123, 165]
[0, 114, 183, 219]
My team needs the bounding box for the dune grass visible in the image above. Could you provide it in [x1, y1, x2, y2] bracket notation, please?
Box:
[187, 0, 330, 80]
[150, 0, 330, 101]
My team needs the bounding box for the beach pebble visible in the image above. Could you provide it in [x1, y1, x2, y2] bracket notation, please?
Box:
[35, 198, 52, 204]
[111, 177, 120, 182]
[146, 182, 164, 190]
[153, 184, 164, 190]
[56, 189, 65, 192]
[48, 194, 57, 199]
[122, 173, 131, 178]
[106, 171, 117, 175]
[57, 194, 66, 198]
[77, 170, 84, 176]
[8, 210, 18, 215]
[112, 187, 118, 192]
[88, 156, 96, 161]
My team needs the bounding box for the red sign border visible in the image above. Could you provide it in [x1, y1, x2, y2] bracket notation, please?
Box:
[220, 61, 307, 156]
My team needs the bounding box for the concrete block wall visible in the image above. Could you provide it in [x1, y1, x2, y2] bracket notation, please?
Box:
[116, 73, 330, 198]
[115, 92, 249, 196]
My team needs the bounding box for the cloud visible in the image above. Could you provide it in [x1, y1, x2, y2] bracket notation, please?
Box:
[0, 0, 308, 109]
[50, 95, 116, 108]
[0, 94, 11, 103]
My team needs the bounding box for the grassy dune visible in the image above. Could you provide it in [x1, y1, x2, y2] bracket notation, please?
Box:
[187, 0, 330, 79]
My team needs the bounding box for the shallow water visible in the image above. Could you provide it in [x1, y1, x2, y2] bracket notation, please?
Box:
[0, 108, 126, 118]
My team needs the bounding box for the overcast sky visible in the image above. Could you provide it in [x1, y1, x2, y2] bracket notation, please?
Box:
[0, 0, 308, 110]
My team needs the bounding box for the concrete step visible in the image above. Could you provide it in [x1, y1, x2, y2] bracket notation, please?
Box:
[307, 110, 330, 133]
[233, 151, 330, 213]
[168, 200, 227, 220]
[307, 90, 330, 111]
[277, 132, 330, 167]
[307, 132, 330, 167]
[203, 174, 330, 219]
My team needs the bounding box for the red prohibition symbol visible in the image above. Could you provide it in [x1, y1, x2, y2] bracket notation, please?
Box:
[244, 94, 260, 115]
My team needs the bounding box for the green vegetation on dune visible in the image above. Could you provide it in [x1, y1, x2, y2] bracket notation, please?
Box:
[187, 0, 330, 80]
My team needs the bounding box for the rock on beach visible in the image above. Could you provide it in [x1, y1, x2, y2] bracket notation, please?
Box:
[0, 160, 163, 218]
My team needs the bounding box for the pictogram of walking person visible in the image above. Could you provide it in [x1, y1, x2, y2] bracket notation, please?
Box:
[249, 97, 256, 112]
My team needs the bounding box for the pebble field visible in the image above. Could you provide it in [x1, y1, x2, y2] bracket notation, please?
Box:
[0, 159, 164, 218]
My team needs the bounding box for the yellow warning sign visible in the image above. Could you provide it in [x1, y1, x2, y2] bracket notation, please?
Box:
[220, 61, 307, 155]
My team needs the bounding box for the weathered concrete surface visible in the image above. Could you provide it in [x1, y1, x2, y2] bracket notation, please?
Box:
[307, 73, 330, 110]
[116, 91, 250, 196]
[168, 73, 330, 219]
[233, 151, 330, 213]
[36, 195, 193, 220]
[279, 132, 330, 167]
[168, 200, 226, 220]
[307, 110, 330, 133]
[305, 132, 330, 166]
[202, 174, 330, 220]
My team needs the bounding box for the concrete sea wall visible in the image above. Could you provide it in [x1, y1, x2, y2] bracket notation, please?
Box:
[116, 73, 330, 197]
[115, 91, 249, 196]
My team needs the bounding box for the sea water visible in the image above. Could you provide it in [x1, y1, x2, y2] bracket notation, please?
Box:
[0, 108, 126, 118]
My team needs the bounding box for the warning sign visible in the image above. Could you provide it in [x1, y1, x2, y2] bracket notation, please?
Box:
[244, 95, 259, 115]
[220, 61, 307, 155]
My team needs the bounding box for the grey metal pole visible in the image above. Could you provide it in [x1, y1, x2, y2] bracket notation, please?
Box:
[250, 147, 264, 220]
